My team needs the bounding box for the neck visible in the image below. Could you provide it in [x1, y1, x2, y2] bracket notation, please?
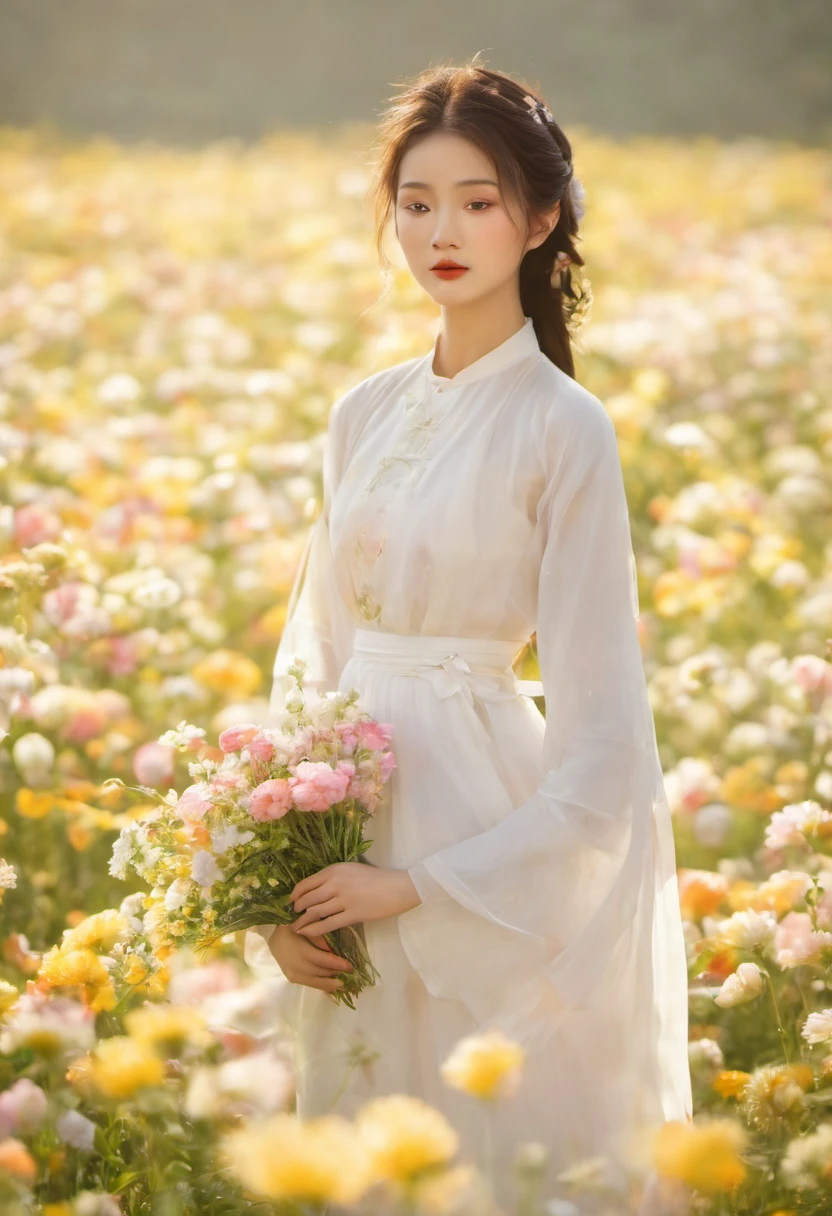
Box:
[432, 294, 528, 380]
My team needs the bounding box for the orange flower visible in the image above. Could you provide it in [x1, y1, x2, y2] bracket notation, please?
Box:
[713, 1071, 751, 1099]
[0, 1137, 37, 1182]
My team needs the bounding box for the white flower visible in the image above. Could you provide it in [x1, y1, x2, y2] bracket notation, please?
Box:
[211, 824, 255, 856]
[801, 1008, 832, 1046]
[164, 878, 192, 912]
[158, 721, 207, 750]
[688, 1038, 724, 1072]
[765, 800, 832, 851]
[56, 1109, 97, 1152]
[715, 908, 777, 952]
[781, 1123, 832, 1189]
[108, 824, 137, 880]
[714, 961, 764, 1008]
[0, 860, 16, 890]
[191, 850, 222, 889]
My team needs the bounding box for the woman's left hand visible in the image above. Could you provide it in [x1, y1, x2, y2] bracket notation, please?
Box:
[290, 862, 421, 937]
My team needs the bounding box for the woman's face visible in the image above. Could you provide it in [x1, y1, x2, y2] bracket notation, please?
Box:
[394, 130, 558, 308]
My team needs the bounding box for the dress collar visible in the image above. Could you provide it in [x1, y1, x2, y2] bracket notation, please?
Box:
[423, 316, 542, 392]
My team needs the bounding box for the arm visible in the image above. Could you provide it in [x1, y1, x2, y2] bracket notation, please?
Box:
[396, 399, 692, 1120]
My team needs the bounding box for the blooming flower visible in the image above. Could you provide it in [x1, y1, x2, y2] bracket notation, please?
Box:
[801, 1008, 832, 1046]
[190, 850, 222, 890]
[248, 777, 294, 821]
[714, 961, 764, 1008]
[440, 1030, 526, 1100]
[56, 1109, 97, 1152]
[289, 760, 354, 812]
[765, 800, 832, 850]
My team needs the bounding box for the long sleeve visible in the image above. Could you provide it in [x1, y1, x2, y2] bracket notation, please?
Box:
[396, 397, 692, 1123]
[245, 390, 358, 976]
[268, 395, 357, 713]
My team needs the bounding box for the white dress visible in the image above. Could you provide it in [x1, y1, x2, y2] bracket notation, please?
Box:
[246, 317, 693, 1212]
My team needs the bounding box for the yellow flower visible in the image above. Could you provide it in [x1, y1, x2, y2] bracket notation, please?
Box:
[741, 1064, 813, 1132]
[223, 1114, 373, 1204]
[38, 947, 117, 1012]
[89, 1036, 166, 1099]
[122, 954, 149, 986]
[61, 909, 128, 954]
[652, 1117, 747, 1193]
[125, 1003, 209, 1054]
[0, 980, 20, 1017]
[409, 1162, 481, 1214]
[44, 1205, 74, 1216]
[15, 788, 54, 819]
[191, 648, 262, 697]
[713, 1070, 751, 1099]
[356, 1094, 459, 1183]
[440, 1030, 525, 1100]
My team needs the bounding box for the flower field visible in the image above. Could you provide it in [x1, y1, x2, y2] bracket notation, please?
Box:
[0, 123, 831, 1214]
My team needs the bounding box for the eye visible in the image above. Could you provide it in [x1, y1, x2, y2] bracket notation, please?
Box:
[401, 200, 494, 214]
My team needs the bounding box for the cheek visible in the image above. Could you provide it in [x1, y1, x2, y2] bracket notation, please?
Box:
[472, 213, 523, 267]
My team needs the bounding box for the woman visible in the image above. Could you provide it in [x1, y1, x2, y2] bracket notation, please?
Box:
[246, 60, 693, 1213]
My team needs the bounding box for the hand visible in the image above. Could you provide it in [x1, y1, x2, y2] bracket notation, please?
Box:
[290, 862, 422, 939]
[268, 923, 354, 993]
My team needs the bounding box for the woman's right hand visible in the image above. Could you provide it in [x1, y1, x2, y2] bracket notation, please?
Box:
[268, 924, 354, 993]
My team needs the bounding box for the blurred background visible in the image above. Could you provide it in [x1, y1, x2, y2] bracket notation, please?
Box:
[1, 0, 831, 142]
[1, 5, 832, 1215]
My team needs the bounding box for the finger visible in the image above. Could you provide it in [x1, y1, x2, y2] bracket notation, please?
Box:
[293, 898, 343, 931]
[300, 974, 344, 993]
[290, 868, 332, 903]
[306, 945, 353, 972]
[293, 883, 335, 916]
[297, 913, 349, 938]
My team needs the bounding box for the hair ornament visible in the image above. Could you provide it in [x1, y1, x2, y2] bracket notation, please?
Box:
[522, 94, 554, 126]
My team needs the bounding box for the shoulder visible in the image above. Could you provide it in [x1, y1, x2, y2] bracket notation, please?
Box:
[329, 356, 424, 440]
[526, 358, 618, 475]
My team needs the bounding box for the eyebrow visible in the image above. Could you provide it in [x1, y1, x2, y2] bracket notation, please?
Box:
[398, 178, 499, 190]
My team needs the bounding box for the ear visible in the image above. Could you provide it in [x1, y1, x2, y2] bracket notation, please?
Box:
[527, 200, 561, 253]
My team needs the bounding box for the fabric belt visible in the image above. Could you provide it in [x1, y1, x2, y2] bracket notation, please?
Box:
[351, 627, 544, 706]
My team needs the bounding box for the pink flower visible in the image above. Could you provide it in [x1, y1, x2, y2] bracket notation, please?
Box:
[210, 770, 246, 794]
[355, 720, 394, 752]
[334, 721, 359, 753]
[378, 751, 397, 781]
[14, 504, 62, 548]
[249, 778, 293, 822]
[289, 760, 354, 812]
[62, 700, 106, 745]
[247, 735, 276, 763]
[133, 741, 176, 788]
[775, 910, 832, 967]
[792, 655, 832, 696]
[0, 1079, 48, 1139]
[347, 775, 382, 812]
[178, 782, 214, 825]
[218, 725, 260, 753]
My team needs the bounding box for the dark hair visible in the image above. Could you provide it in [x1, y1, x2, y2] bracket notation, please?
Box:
[368, 57, 585, 378]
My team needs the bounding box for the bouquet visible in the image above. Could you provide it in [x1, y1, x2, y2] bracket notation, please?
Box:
[108, 658, 396, 1007]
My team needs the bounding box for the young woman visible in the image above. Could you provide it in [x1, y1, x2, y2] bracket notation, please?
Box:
[246, 60, 693, 1213]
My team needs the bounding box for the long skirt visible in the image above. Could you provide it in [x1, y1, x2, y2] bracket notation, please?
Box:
[246, 628, 688, 1216]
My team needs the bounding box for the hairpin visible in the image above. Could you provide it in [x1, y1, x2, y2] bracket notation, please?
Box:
[522, 94, 554, 126]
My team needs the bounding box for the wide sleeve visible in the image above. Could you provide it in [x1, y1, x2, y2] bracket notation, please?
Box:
[267, 395, 357, 713]
[396, 399, 692, 1122]
[245, 391, 357, 976]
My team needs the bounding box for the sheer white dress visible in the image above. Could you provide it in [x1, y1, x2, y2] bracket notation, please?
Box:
[246, 317, 693, 1212]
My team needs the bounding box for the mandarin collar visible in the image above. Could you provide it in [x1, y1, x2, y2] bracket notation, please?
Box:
[423, 316, 542, 393]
